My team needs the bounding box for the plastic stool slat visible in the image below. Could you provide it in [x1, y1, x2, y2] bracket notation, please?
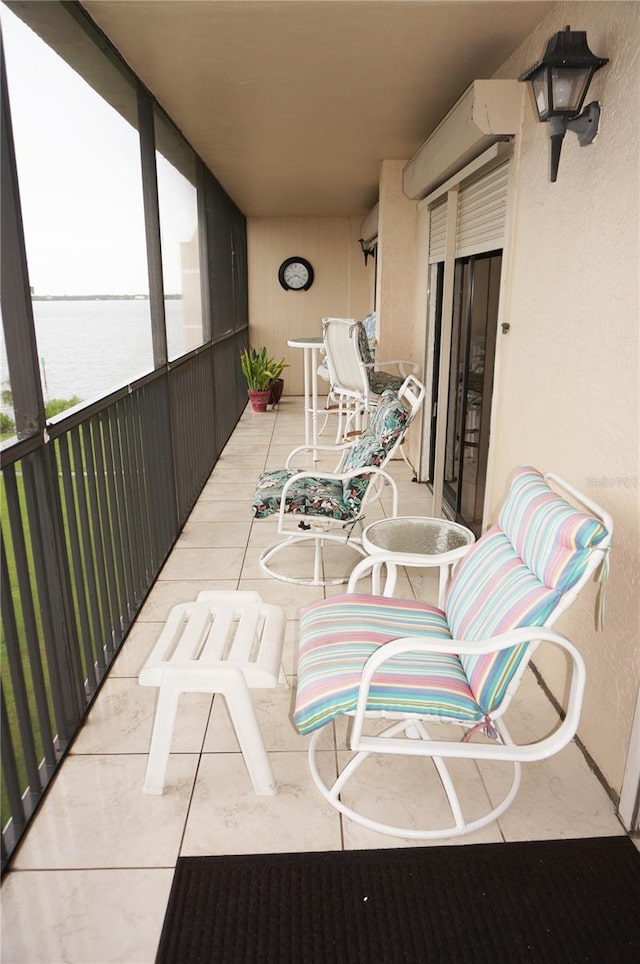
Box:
[139, 591, 286, 796]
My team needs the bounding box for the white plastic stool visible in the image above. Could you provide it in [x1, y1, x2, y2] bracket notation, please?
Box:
[139, 591, 286, 796]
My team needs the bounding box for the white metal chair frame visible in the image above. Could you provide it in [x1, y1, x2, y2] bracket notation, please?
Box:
[321, 317, 419, 443]
[258, 376, 425, 586]
[304, 472, 613, 839]
[320, 317, 369, 442]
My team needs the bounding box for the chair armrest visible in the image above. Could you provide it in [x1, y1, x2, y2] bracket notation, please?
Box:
[360, 626, 571, 664]
[350, 628, 586, 762]
[284, 441, 353, 468]
[280, 464, 394, 487]
[364, 359, 420, 377]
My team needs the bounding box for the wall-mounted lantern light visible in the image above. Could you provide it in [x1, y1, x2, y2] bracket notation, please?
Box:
[519, 26, 608, 182]
[358, 237, 376, 266]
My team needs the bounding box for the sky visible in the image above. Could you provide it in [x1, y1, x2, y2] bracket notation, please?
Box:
[1, 3, 197, 296]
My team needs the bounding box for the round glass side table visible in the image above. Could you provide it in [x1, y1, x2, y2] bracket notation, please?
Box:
[361, 516, 475, 606]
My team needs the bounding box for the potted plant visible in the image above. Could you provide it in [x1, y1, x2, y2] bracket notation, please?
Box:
[267, 355, 288, 406]
[240, 347, 287, 411]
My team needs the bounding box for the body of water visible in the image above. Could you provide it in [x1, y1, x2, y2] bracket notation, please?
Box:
[2, 299, 185, 412]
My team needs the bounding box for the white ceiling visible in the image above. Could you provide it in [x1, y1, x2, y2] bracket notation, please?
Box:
[81, 0, 554, 217]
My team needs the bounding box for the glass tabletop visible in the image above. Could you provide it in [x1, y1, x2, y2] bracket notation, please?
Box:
[363, 517, 474, 557]
[287, 336, 323, 347]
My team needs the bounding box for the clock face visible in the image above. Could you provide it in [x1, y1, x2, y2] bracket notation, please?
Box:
[283, 262, 309, 289]
[278, 257, 314, 291]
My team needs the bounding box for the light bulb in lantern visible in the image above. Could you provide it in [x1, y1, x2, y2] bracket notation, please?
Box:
[553, 76, 573, 109]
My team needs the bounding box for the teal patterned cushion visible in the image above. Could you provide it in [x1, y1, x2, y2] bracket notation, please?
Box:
[356, 322, 404, 394]
[369, 370, 404, 394]
[341, 390, 410, 503]
[356, 321, 374, 366]
[252, 391, 412, 523]
[342, 434, 388, 474]
[368, 389, 410, 436]
[252, 469, 356, 521]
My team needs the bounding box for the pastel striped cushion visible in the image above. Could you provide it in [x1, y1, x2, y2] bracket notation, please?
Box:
[445, 467, 607, 714]
[447, 526, 560, 640]
[498, 466, 607, 591]
[294, 594, 482, 735]
[293, 468, 609, 734]
[446, 526, 560, 714]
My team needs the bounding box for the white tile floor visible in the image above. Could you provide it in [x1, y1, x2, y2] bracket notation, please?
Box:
[1, 397, 630, 964]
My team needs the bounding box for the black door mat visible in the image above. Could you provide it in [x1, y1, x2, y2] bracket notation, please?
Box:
[156, 835, 640, 963]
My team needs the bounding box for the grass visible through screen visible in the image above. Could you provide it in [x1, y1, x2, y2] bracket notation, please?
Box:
[0, 401, 119, 831]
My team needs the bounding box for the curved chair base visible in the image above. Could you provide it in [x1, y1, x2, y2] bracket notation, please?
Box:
[259, 532, 367, 586]
[307, 722, 522, 840]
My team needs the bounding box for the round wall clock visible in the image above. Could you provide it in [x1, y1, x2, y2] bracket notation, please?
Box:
[278, 256, 314, 291]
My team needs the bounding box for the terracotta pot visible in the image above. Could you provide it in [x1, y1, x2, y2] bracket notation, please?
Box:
[269, 378, 284, 406]
[247, 389, 271, 412]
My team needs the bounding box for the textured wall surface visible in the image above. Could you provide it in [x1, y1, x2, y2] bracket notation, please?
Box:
[247, 216, 372, 394]
[376, 160, 419, 367]
[491, 1, 640, 794]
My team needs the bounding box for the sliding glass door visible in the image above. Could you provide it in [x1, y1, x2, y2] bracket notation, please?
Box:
[443, 251, 501, 534]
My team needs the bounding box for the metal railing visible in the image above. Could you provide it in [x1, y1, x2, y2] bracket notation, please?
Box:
[0, 330, 248, 869]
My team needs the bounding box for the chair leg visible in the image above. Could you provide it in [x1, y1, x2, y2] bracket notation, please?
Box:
[307, 720, 523, 839]
[143, 682, 182, 795]
[314, 537, 323, 585]
[259, 532, 366, 586]
[334, 398, 345, 443]
[398, 441, 417, 477]
[220, 680, 277, 796]
[318, 405, 332, 437]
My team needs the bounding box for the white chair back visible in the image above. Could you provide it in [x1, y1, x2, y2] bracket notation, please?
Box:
[322, 317, 369, 402]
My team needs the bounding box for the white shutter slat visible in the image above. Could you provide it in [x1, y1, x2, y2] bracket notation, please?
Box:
[455, 163, 509, 258]
[428, 199, 447, 263]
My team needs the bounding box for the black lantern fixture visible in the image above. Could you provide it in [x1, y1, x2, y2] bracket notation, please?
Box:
[519, 26, 608, 182]
[358, 237, 376, 266]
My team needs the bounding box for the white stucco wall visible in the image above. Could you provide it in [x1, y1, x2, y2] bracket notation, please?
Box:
[491, 2, 640, 794]
[375, 161, 425, 464]
[247, 216, 372, 394]
[376, 160, 419, 365]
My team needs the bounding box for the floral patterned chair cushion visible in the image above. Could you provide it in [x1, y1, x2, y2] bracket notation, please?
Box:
[252, 470, 354, 521]
[355, 322, 404, 394]
[252, 390, 412, 522]
[367, 389, 411, 437]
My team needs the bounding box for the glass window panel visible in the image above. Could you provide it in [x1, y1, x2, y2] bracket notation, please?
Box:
[1, 4, 153, 412]
[426, 261, 444, 481]
[0, 307, 17, 442]
[444, 260, 470, 506]
[532, 73, 549, 119]
[551, 66, 591, 112]
[154, 109, 204, 360]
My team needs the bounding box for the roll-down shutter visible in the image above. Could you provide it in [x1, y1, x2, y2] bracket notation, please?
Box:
[428, 198, 447, 263]
[455, 162, 509, 258]
[427, 162, 509, 263]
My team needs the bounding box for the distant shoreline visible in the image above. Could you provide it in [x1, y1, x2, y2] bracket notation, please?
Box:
[32, 294, 182, 301]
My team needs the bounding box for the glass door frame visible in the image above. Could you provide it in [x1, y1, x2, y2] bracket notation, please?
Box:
[426, 249, 502, 536]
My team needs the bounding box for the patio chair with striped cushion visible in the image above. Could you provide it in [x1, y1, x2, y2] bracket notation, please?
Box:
[293, 466, 613, 838]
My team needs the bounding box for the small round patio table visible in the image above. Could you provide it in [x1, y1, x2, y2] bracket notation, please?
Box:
[361, 516, 475, 606]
